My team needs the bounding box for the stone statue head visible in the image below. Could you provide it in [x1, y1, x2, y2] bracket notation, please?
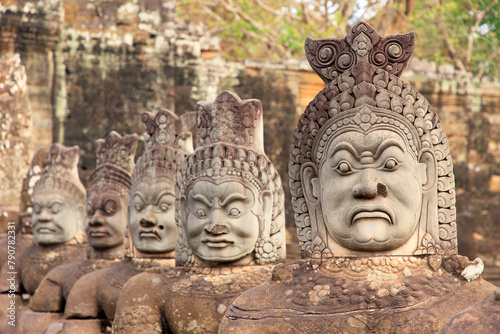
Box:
[85, 131, 138, 251]
[128, 109, 195, 255]
[32, 144, 87, 245]
[176, 91, 286, 266]
[290, 21, 456, 258]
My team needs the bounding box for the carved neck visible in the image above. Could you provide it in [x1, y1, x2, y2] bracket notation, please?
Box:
[87, 244, 126, 260]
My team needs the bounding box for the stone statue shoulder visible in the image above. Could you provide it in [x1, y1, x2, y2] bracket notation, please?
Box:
[220, 256, 496, 333]
[440, 287, 500, 334]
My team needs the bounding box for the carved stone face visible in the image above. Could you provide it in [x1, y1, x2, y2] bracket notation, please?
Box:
[129, 180, 177, 253]
[314, 130, 427, 251]
[86, 192, 127, 250]
[32, 193, 83, 245]
[183, 179, 262, 264]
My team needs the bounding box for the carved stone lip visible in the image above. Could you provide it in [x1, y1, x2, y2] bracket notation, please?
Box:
[349, 205, 395, 226]
[202, 238, 234, 248]
[139, 230, 161, 240]
[37, 226, 56, 234]
[88, 230, 110, 237]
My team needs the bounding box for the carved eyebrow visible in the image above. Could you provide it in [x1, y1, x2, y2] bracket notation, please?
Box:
[329, 142, 360, 159]
[49, 201, 63, 208]
[191, 193, 212, 206]
[373, 139, 405, 159]
[153, 191, 175, 205]
[219, 193, 248, 207]
[132, 193, 146, 203]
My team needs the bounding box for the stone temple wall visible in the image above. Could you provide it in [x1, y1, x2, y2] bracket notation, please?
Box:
[0, 0, 498, 284]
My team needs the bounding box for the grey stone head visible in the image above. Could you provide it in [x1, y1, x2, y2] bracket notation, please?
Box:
[128, 109, 195, 255]
[32, 144, 87, 245]
[85, 131, 138, 251]
[290, 21, 456, 258]
[176, 91, 286, 266]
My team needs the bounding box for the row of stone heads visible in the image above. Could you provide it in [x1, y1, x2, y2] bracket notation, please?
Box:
[8, 21, 497, 334]
[25, 20, 461, 268]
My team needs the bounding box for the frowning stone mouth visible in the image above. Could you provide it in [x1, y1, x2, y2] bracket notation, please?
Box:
[349, 206, 395, 226]
[139, 230, 161, 240]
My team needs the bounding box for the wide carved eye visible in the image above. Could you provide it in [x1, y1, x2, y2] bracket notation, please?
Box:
[228, 208, 241, 218]
[51, 205, 61, 214]
[134, 203, 144, 212]
[33, 203, 42, 214]
[86, 204, 94, 216]
[196, 209, 206, 218]
[159, 203, 170, 212]
[335, 161, 352, 174]
[104, 200, 117, 215]
[384, 158, 399, 170]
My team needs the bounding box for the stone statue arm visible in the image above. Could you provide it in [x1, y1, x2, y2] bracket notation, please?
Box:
[64, 269, 101, 319]
[218, 280, 296, 334]
[29, 264, 67, 312]
[113, 272, 168, 333]
[0, 248, 27, 293]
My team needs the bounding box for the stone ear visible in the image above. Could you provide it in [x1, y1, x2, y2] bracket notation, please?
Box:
[418, 148, 437, 190]
[301, 162, 320, 203]
[76, 204, 86, 230]
[180, 195, 188, 225]
[259, 190, 272, 220]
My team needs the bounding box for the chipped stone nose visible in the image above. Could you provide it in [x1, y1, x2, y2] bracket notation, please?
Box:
[352, 172, 387, 199]
[140, 209, 157, 227]
[205, 223, 229, 235]
[205, 209, 230, 235]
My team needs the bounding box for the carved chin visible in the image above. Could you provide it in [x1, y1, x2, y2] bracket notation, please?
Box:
[351, 217, 392, 241]
[334, 218, 412, 251]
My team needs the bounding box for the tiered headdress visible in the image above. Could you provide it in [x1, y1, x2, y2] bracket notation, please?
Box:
[33, 144, 86, 206]
[87, 131, 138, 200]
[176, 91, 285, 266]
[290, 22, 456, 258]
[130, 109, 196, 191]
[19, 147, 49, 234]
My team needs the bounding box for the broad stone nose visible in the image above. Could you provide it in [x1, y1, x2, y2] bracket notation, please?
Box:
[205, 209, 229, 235]
[89, 212, 105, 227]
[37, 208, 53, 222]
[352, 171, 385, 199]
[140, 208, 157, 228]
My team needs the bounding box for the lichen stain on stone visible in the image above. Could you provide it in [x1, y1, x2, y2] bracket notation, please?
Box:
[187, 319, 197, 331]
[308, 284, 330, 303]
[137, 294, 149, 302]
[217, 304, 226, 314]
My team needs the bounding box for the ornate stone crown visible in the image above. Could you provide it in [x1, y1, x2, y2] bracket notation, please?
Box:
[290, 21, 456, 258]
[33, 143, 86, 206]
[87, 131, 138, 199]
[306, 21, 414, 82]
[131, 109, 196, 188]
[176, 91, 285, 266]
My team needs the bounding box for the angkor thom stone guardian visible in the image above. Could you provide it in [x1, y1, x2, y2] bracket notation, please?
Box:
[219, 21, 496, 333]
[0, 144, 87, 334]
[0, 144, 87, 294]
[59, 109, 195, 333]
[113, 91, 285, 333]
[20, 132, 137, 334]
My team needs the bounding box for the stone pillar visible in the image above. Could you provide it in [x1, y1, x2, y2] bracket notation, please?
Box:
[0, 52, 33, 231]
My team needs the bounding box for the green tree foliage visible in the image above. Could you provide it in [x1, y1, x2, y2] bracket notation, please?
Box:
[411, 0, 499, 77]
[178, 0, 500, 77]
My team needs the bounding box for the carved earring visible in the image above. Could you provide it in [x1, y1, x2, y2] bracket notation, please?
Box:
[255, 237, 278, 264]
